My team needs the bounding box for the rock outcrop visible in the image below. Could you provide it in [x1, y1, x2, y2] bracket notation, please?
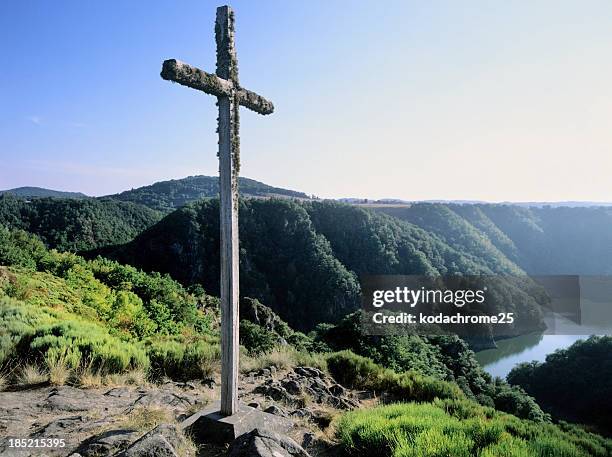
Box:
[254, 366, 359, 411]
[228, 428, 310, 457]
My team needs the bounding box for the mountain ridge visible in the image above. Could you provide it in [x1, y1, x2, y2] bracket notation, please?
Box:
[0, 186, 88, 199]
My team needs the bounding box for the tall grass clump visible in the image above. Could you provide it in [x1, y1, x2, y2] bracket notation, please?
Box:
[17, 364, 47, 386]
[46, 354, 72, 386]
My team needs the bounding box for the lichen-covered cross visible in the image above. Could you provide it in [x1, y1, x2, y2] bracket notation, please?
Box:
[160, 5, 274, 417]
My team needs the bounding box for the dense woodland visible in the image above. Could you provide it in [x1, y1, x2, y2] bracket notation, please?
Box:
[1, 179, 612, 455]
[105, 175, 310, 213]
[0, 194, 162, 252]
[508, 336, 612, 434]
[94, 199, 548, 333]
[377, 204, 612, 275]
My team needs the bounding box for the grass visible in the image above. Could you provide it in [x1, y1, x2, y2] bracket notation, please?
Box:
[0, 373, 7, 391]
[196, 345, 220, 379]
[121, 406, 172, 431]
[18, 364, 47, 386]
[335, 400, 612, 457]
[76, 367, 104, 388]
[47, 357, 72, 386]
[104, 368, 149, 386]
[146, 337, 221, 381]
[240, 346, 327, 374]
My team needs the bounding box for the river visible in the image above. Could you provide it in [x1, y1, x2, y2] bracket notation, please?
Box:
[474, 305, 609, 378]
[474, 334, 586, 379]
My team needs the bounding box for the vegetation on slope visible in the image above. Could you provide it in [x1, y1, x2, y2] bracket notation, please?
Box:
[102, 199, 546, 332]
[336, 401, 611, 457]
[106, 175, 310, 213]
[315, 317, 547, 421]
[2, 225, 611, 455]
[330, 350, 611, 456]
[100, 199, 361, 330]
[0, 194, 162, 252]
[376, 203, 612, 275]
[508, 336, 612, 434]
[0, 225, 218, 381]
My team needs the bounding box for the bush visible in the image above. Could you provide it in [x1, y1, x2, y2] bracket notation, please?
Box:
[239, 321, 277, 355]
[0, 226, 47, 269]
[326, 350, 462, 403]
[146, 336, 220, 381]
[0, 297, 60, 366]
[326, 350, 381, 388]
[21, 320, 148, 374]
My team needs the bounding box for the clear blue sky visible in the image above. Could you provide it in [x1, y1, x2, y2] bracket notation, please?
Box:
[2, 1, 612, 201]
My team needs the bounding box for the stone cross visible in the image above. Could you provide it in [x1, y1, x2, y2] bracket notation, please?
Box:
[160, 5, 274, 416]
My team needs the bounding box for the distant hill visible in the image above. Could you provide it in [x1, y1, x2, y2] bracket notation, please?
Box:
[105, 175, 310, 213]
[0, 194, 161, 252]
[0, 186, 88, 199]
[343, 198, 612, 208]
[374, 203, 612, 275]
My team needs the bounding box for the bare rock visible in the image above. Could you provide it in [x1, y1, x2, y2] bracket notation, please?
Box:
[33, 415, 86, 437]
[302, 433, 315, 448]
[43, 387, 93, 412]
[76, 429, 138, 457]
[282, 380, 302, 395]
[290, 408, 312, 419]
[263, 405, 287, 417]
[130, 391, 195, 412]
[228, 428, 310, 457]
[122, 435, 177, 457]
[120, 424, 184, 457]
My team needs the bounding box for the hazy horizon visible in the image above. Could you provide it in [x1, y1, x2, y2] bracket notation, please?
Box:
[2, 0, 612, 202]
[4, 174, 612, 206]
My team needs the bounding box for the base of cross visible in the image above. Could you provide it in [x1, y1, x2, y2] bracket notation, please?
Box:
[181, 401, 294, 444]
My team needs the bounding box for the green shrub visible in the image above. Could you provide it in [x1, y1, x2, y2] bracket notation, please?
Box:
[0, 226, 47, 269]
[0, 297, 59, 366]
[146, 336, 220, 380]
[22, 320, 148, 374]
[326, 350, 462, 403]
[239, 321, 277, 355]
[326, 350, 381, 388]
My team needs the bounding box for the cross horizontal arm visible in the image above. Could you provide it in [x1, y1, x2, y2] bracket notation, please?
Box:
[161, 59, 274, 115]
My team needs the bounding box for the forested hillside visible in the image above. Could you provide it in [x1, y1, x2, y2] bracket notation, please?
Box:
[508, 336, 612, 434]
[376, 204, 612, 275]
[0, 194, 162, 252]
[98, 199, 546, 331]
[0, 186, 88, 199]
[106, 175, 310, 213]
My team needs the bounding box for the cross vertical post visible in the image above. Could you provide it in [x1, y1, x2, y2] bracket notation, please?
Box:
[160, 3, 274, 422]
[216, 5, 240, 417]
